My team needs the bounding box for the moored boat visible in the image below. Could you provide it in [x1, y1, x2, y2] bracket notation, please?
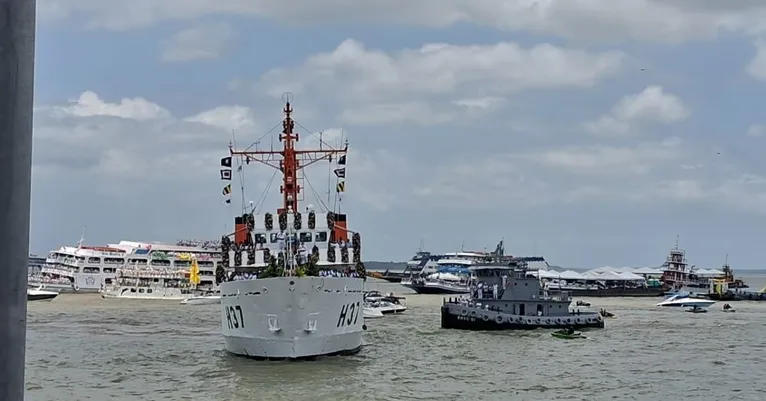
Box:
[27, 286, 59, 302]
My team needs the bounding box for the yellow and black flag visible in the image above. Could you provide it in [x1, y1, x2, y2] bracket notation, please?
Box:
[336, 181, 345, 193]
[222, 184, 232, 204]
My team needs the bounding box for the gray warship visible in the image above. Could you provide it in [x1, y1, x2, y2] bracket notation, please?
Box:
[441, 258, 605, 330]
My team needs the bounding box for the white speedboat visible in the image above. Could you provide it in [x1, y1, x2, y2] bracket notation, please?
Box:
[365, 300, 406, 315]
[364, 291, 407, 314]
[656, 294, 715, 308]
[363, 305, 384, 319]
[27, 286, 59, 302]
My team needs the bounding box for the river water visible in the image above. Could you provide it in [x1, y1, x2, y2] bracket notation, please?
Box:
[26, 276, 766, 401]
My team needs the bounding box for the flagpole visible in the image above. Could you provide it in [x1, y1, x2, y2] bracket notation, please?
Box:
[0, 0, 36, 399]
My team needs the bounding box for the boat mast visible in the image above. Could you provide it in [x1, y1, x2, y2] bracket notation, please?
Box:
[229, 93, 347, 214]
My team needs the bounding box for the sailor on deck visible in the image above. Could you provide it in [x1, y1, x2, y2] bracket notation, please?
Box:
[492, 284, 499, 299]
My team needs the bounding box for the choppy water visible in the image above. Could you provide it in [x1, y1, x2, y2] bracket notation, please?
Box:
[26, 277, 766, 401]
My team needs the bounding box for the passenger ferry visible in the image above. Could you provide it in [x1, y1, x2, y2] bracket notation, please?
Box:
[30, 239, 223, 293]
[101, 257, 208, 300]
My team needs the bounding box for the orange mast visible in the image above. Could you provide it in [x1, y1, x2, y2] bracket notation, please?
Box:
[229, 94, 347, 215]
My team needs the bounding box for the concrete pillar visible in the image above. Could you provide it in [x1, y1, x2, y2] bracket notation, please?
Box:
[0, 0, 36, 400]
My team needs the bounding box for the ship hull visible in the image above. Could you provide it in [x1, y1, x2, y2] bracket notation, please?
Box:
[100, 286, 189, 300]
[220, 276, 365, 360]
[440, 304, 604, 331]
[405, 283, 470, 295]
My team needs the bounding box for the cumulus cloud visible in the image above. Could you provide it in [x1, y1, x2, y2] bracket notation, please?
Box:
[252, 39, 624, 125]
[583, 86, 689, 137]
[161, 22, 235, 63]
[39, 0, 766, 43]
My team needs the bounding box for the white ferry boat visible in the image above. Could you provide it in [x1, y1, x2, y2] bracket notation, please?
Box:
[30, 239, 223, 293]
[101, 257, 205, 300]
[402, 242, 507, 294]
[219, 97, 366, 360]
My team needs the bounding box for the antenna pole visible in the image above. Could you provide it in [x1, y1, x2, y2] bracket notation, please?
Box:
[0, 0, 36, 400]
[229, 93, 347, 214]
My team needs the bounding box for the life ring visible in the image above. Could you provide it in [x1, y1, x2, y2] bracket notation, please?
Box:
[495, 315, 503, 324]
[73, 285, 80, 291]
[576, 318, 581, 324]
[546, 319, 551, 324]
[483, 315, 489, 322]
[566, 318, 571, 323]
[527, 319, 533, 324]
[461, 309, 468, 316]
[597, 315, 602, 321]
[471, 311, 477, 317]
[536, 318, 541, 324]
[556, 318, 561, 324]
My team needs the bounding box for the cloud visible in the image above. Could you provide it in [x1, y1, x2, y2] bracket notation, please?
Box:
[34, 91, 247, 183]
[583, 86, 689, 137]
[747, 38, 766, 81]
[254, 39, 624, 125]
[39, 0, 766, 43]
[184, 106, 255, 132]
[746, 124, 765, 137]
[161, 22, 235, 63]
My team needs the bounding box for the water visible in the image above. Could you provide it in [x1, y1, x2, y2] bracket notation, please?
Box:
[26, 278, 766, 401]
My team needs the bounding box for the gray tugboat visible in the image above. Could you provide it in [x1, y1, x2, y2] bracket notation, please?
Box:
[441, 258, 605, 330]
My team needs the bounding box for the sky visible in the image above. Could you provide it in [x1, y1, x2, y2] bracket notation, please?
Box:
[30, 0, 766, 269]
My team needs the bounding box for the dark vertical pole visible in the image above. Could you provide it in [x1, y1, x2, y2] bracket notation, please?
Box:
[0, 0, 36, 400]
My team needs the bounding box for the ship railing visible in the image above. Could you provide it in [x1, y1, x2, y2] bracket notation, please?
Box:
[535, 291, 571, 301]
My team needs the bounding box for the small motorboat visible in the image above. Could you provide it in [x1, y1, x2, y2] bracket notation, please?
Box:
[364, 291, 407, 314]
[656, 294, 715, 308]
[721, 303, 736, 313]
[551, 330, 587, 340]
[27, 286, 59, 302]
[363, 306, 384, 319]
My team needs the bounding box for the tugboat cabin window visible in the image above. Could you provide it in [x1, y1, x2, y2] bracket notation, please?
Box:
[299, 232, 312, 243]
[270, 233, 279, 243]
[315, 232, 328, 242]
[83, 267, 100, 273]
[88, 257, 101, 263]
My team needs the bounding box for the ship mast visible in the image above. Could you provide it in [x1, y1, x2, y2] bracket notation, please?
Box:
[229, 94, 347, 214]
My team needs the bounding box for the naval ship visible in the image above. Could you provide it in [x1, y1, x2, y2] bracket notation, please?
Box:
[441, 257, 604, 330]
[218, 96, 366, 360]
